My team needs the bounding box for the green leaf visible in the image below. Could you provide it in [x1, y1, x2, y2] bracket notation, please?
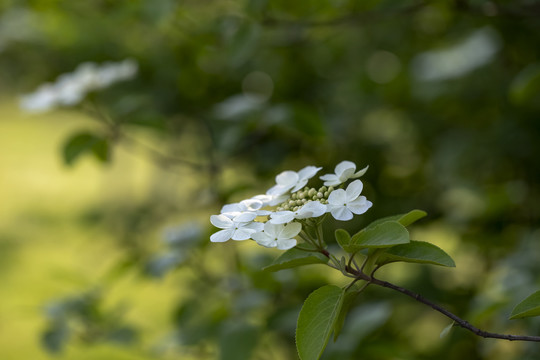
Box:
[333, 281, 366, 341]
[263, 247, 328, 272]
[335, 229, 352, 252]
[63, 131, 110, 166]
[376, 240, 455, 267]
[366, 209, 427, 230]
[509, 290, 540, 320]
[296, 285, 345, 360]
[345, 221, 409, 252]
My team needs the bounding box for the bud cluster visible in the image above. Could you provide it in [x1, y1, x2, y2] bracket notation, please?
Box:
[276, 186, 335, 212]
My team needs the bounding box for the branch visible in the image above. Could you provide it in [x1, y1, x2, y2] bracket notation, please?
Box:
[328, 260, 540, 342]
[370, 276, 540, 342]
[119, 134, 207, 172]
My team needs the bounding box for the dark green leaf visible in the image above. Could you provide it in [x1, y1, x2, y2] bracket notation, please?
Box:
[41, 322, 69, 353]
[263, 247, 328, 272]
[333, 281, 366, 341]
[91, 137, 110, 163]
[346, 221, 409, 252]
[296, 285, 345, 360]
[366, 209, 427, 230]
[335, 229, 351, 253]
[510, 290, 540, 320]
[63, 131, 110, 166]
[376, 240, 455, 267]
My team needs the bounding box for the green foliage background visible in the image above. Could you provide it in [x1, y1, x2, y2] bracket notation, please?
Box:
[1, 0, 540, 359]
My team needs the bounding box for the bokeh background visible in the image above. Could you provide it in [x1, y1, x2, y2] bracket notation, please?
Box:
[1, 1, 540, 359]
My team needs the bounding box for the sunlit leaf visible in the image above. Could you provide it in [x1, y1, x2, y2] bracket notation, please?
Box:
[376, 240, 455, 267]
[296, 285, 345, 360]
[510, 290, 540, 320]
[366, 209, 427, 230]
[346, 221, 409, 252]
[263, 247, 328, 272]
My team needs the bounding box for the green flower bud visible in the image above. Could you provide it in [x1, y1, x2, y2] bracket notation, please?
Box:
[317, 192, 323, 198]
[291, 193, 297, 200]
[293, 206, 298, 211]
[308, 188, 317, 197]
[324, 191, 329, 197]
[319, 186, 327, 193]
[296, 200, 303, 206]
[284, 205, 290, 210]
[328, 186, 335, 192]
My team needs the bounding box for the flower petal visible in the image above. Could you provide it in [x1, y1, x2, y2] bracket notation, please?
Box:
[348, 196, 372, 215]
[297, 166, 322, 181]
[240, 198, 263, 211]
[335, 161, 356, 176]
[244, 221, 264, 232]
[255, 237, 277, 248]
[233, 212, 257, 223]
[269, 211, 295, 224]
[328, 189, 347, 205]
[251, 231, 270, 242]
[291, 179, 309, 193]
[221, 202, 244, 214]
[210, 214, 233, 229]
[210, 229, 234, 242]
[276, 238, 297, 250]
[351, 165, 369, 179]
[263, 222, 282, 238]
[331, 207, 353, 221]
[275, 170, 299, 187]
[232, 228, 256, 240]
[296, 201, 327, 219]
[345, 180, 364, 201]
[279, 222, 302, 238]
[319, 174, 338, 181]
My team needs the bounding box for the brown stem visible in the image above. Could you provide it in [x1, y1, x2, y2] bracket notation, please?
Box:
[337, 263, 540, 342]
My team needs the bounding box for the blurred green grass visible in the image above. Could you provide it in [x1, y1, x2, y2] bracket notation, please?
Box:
[0, 100, 189, 360]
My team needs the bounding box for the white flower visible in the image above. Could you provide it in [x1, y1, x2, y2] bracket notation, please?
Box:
[320, 161, 368, 187]
[19, 59, 138, 113]
[251, 193, 288, 207]
[269, 201, 327, 224]
[327, 180, 372, 221]
[251, 222, 302, 250]
[221, 198, 271, 216]
[266, 166, 322, 196]
[210, 213, 263, 243]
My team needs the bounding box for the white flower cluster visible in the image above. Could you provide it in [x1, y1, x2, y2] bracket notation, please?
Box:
[19, 59, 138, 113]
[210, 161, 372, 250]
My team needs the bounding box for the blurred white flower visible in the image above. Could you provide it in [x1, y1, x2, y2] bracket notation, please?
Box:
[320, 161, 368, 187]
[327, 180, 372, 221]
[267, 166, 322, 196]
[210, 213, 263, 243]
[221, 198, 271, 216]
[269, 201, 327, 224]
[19, 59, 138, 113]
[251, 222, 301, 250]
